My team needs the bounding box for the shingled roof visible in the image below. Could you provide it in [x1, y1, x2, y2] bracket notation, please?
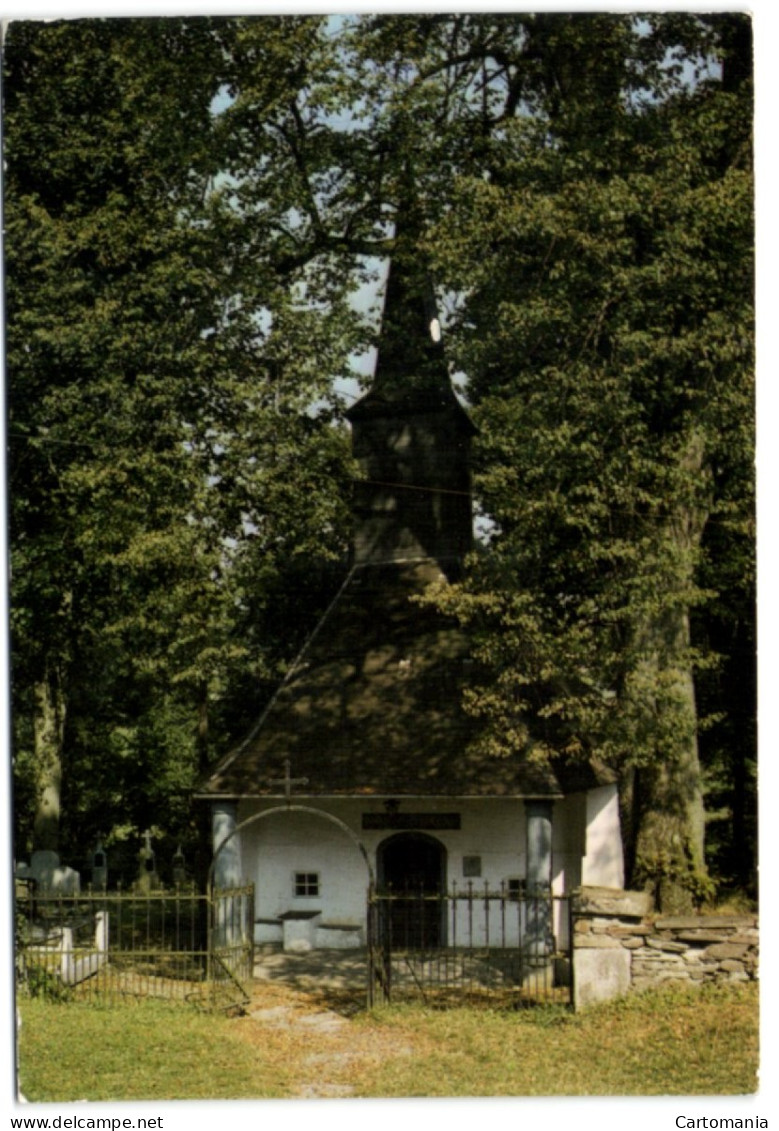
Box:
[196, 558, 614, 800]
[198, 219, 615, 804]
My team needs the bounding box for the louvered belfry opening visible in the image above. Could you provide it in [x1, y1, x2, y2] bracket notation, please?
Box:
[346, 209, 476, 573]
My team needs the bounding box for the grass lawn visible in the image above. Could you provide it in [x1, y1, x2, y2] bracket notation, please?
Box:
[354, 983, 760, 1097]
[17, 981, 759, 1102]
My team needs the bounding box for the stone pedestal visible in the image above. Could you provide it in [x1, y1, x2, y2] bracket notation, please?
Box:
[573, 945, 631, 1009]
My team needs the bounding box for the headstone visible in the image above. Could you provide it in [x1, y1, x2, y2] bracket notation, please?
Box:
[28, 850, 81, 895]
[172, 845, 187, 888]
[136, 830, 160, 893]
[91, 841, 108, 890]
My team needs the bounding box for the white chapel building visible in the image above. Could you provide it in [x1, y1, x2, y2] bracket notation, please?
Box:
[196, 234, 624, 951]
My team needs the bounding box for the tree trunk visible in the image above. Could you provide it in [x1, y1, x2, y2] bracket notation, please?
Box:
[32, 659, 67, 853]
[629, 606, 708, 911]
[193, 678, 215, 885]
[631, 626, 707, 914]
[629, 433, 710, 911]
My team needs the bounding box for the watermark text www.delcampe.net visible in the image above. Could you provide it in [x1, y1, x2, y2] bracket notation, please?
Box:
[11, 1118, 163, 1129]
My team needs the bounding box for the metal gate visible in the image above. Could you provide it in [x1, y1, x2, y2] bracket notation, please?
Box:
[16, 882, 255, 1012]
[207, 883, 255, 1011]
[368, 883, 572, 1008]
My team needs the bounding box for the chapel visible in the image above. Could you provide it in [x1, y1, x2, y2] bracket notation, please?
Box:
[195, 223, 624, 951]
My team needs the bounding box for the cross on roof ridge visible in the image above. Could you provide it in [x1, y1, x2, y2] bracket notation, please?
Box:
[268, 758, 309, 804]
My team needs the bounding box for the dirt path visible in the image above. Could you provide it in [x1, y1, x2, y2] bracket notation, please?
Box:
[237, 979, 414, 1099]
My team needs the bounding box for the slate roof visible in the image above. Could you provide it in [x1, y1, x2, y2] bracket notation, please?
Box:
[196, 558, 614, 801]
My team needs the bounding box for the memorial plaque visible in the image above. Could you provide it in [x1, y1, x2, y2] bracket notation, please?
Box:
[362, 812, 461, 830]
[462, 855, 482, 878]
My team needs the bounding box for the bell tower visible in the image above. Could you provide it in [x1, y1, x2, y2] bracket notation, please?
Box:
[346, 220, 475, 571]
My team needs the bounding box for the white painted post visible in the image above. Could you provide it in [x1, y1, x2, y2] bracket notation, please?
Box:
[211, 801, 242, 949]
[524, 800, 554, 961]
[582, 785, 625, 888]
[60, 926, 74, 984]
[95, 910, 109, 953]
[211, 801, 241, 889]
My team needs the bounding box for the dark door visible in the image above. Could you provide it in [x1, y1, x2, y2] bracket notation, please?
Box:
[378, 833, 446, 949]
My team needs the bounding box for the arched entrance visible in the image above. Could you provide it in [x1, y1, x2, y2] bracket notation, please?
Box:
[208, 803, 374, 890]
[377, 832, 447, 948]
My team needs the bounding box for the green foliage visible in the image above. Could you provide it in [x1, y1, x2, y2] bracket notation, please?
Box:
[403, 13, 754, 895]
[22, 965, 73, 1004]
[5, 18, 360, 862]
[6, 14, 755, 897]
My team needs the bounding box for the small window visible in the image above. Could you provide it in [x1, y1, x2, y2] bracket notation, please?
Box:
[506, 877, 524, 901]
[294, 872, 320, 897]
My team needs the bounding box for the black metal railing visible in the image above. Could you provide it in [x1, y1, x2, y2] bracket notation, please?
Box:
[16, 883, 254, 1011]
[367, 882, 572, 1008]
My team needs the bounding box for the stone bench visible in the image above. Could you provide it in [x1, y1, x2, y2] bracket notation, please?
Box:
[279, 910, 322, 952]
[315, 921, 363, 949]
[254, 917, 283, 946]
[254, 914, 364, 950]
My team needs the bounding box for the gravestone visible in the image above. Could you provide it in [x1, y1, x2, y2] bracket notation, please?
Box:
[19, 850, 80, 894]
[136, 830, 160, 893]
[172, 845, 187, 888]
[91, 841, 108, 889]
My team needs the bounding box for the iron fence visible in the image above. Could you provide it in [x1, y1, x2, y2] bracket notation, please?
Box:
[367, 883, 572, 1008]
[15, 883, 254, 1011]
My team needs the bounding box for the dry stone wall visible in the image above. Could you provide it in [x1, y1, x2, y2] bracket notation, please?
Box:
[571, 887, 758, 1009]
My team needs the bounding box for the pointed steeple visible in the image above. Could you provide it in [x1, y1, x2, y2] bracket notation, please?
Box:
[348, 201, 469, 421]
[346, 205, 475, 569]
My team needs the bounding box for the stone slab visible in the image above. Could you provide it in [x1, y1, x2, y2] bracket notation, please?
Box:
[651, 916, 701, 930]
[573, 945, 631, 1009]
[654, 915, 755, 930]
[574, 887, 652, 920]
[675, 931, 733, 944]
[646, 936, 688, 953]
[574, 934, 622, 948]
[705, 942, 749, 960]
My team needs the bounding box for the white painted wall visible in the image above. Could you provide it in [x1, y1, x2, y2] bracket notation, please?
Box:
[582, 784, 625, 889]
[239, 797, 529, 938]
[235, 789, 623, 948]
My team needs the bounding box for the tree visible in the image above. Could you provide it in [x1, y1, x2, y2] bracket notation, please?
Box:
[404, 13, 753, 907]
[6, 15, 755, 905]
[231, 11, 755, 905]
[5, 17, 360, 867]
